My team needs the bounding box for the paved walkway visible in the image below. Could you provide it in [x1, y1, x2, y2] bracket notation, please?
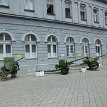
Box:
[0, 66, 107, 107]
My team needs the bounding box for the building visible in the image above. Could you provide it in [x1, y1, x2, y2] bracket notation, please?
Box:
[0, 0, 107, 73]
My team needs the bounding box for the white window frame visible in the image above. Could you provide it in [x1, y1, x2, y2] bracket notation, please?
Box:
[24, 0, 34, 10]
[66, 37, 75, 57]
[96, 45, 101, 56]
[65, 0, 72, 18]
[95, 39, 101, 56]
[93, 8, 99, 23]
[80, 4, 87, 21]
[47, 36, 57, 58]
[0, 0, 9, 6]
[47, 0, 55, 15]
[105, 11, 107, 25]
[82, 45, 89, 57]
[0, 33, 12, 60]
[82, 38, 89, 57]
[25, 34, 37, 59]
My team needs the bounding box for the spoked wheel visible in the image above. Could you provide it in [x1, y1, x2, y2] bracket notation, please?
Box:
[61, 68, 69, 75]
[90, 61, 99, 70]
[0, 71, 8, 80]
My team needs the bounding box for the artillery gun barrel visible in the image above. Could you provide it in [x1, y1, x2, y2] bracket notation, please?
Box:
[97, 54, 107, 58]
[71, 57, 86, 63]
[16, 57, 24, 62]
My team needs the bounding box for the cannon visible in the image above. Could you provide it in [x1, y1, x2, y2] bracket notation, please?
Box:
[55, 59, 71, 75]
[83, 57, 99, 70]
[82, 54, 107, 70]
[0, 57, 24, 80]
[55, 54, 107, 74]
[55, 57, 85, 75]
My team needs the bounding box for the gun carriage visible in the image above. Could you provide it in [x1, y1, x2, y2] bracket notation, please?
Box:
[0, 57, 24, 80]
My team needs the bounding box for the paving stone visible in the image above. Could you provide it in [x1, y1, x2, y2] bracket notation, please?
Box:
[0, 66, 107, 107]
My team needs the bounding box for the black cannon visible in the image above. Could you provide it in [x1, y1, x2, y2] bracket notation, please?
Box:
[0, 57, 24, 80]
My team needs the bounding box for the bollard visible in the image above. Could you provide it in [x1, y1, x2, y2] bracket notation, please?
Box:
[35, 70, 44, 77]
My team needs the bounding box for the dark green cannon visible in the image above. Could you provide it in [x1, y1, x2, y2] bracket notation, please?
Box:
[55, 57, 85, 75]
[55, 54, 106, 74]
[83, 57, 99, 70]
[55, 59, 72, 75]
[82, 54, 107, 70]
[0, 57, 24, 80]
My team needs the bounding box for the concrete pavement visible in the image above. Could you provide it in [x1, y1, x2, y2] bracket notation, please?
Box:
[0, 66, 107, 107]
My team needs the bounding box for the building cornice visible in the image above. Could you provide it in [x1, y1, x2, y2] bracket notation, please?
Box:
[0, 12, 107, 31]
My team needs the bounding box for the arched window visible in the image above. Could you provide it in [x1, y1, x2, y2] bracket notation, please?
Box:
[25, 34, 37, 58]
[66, 37, 75, 57]
[95, 39, 102, 56]
[0, 33, 12, 59]
[82, 38, 89, 56]
[47, 35, 57, 58]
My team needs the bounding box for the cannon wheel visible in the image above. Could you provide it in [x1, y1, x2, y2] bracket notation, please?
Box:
[61, 68, 69, 75]
[0, 71, 8, 80]
[11, 70, 17, 78]
[90, 61, 99, 70]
